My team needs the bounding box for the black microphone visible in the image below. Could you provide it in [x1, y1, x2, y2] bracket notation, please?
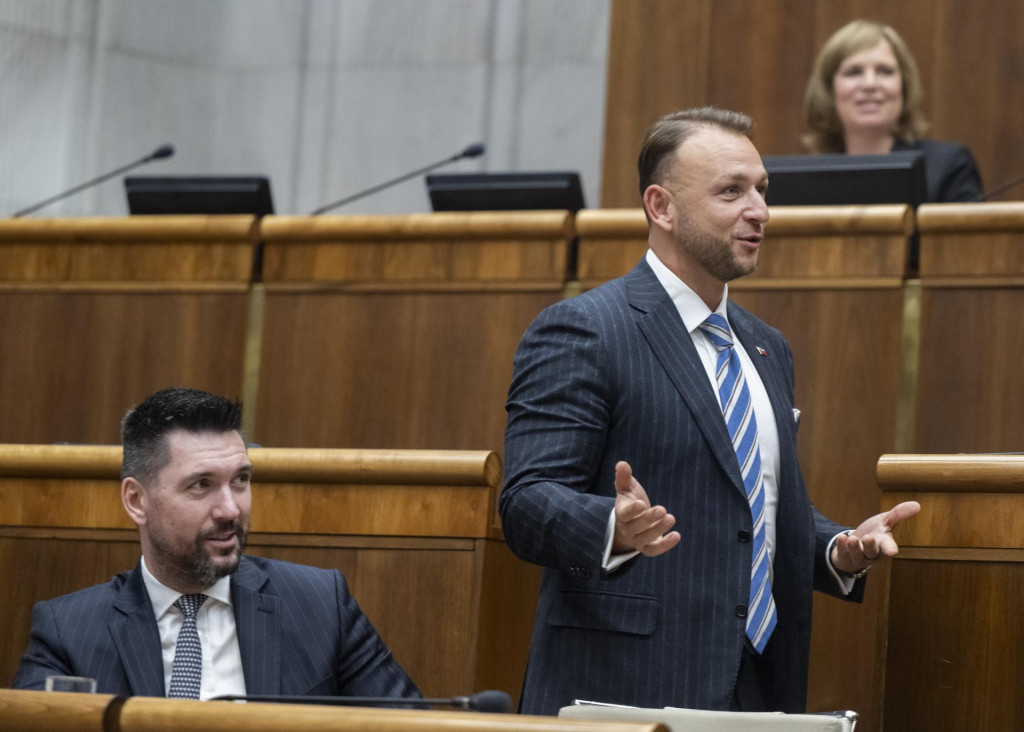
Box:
[971, 173, 1024, 202]
[12, 144, 175, 218]
[210, 689, 511, 714]
[310, 142, 485, 215]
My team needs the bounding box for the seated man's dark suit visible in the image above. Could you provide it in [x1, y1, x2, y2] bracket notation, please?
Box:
[14, 555, 419, 699]
[500, 258, 863, 715]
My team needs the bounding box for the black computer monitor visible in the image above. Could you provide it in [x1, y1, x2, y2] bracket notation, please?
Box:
[426, 172, 585, 212]
[762, 151, 926, 208]
[124, 176, 275, 216]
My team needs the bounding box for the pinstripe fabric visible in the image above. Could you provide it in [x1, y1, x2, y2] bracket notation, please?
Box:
[14, 556, 420, 702]
[500, 258, 857, 715]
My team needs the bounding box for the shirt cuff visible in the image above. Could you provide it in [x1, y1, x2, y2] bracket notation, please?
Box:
[602, 507, 639, 572]
[826, 531, 856, 595]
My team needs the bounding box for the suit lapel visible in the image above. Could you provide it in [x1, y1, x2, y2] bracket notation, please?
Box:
[231, 558, 282, 695]
[626, 261, 746, 493]
[110, 565, 166, 697]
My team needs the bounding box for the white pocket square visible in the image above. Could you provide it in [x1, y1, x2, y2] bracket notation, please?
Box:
[792, 408, 801, 425]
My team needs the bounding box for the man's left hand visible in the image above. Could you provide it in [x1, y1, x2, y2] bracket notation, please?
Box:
[832, 501, 921, 575]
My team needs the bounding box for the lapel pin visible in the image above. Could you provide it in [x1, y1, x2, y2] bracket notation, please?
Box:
[756, 346, 768, 357]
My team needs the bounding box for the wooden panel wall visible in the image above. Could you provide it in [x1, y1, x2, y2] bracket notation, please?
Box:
[602, 0, 1024, 208]
[575, 205, 911, 729]
[914, 203, 1024, 453]
[253, 212, 572, 452]
[0, 218, 256, 444]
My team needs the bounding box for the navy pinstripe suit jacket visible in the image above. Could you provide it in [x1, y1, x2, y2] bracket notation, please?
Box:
[14, 555, 420, 700]
[500, 259, 861, 715]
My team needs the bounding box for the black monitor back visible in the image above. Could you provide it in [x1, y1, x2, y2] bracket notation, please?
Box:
[125, 176, 274, 216]
[426, 172, 585, 212]
[763, 152, 926, 208]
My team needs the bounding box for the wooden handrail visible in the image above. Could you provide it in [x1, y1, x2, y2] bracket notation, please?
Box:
[261, 212, 573, 241]
[576, 205, 913, 237]
[918, 202, 1024, 232]
[117, 696, 668, 732]
[0, 689, 116, 732]
[0, 216, 259, 242]
[0, 445, 500, 487]
[877, 453, 1024, 492]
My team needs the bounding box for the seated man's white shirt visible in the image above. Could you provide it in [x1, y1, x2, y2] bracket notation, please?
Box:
[141, 556, 247, 699]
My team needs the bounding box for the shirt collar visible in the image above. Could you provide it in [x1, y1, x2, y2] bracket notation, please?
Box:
[645, 249, 729, 333]
[140, 555, 233, 619]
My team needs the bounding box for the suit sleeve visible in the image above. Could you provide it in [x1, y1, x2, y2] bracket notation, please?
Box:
[331, 570, 422, 703]
[12, 600, 74, 689]
[499, 298, 618, 573]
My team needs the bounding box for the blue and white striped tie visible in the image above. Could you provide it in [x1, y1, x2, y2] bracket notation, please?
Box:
[700, 313, 777, 653]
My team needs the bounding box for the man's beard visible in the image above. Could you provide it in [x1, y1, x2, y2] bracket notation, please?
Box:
[151, 519, 248, 590]
[675, 213, 756, 283]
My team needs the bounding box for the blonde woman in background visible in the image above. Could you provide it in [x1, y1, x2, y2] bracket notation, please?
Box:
[804, 19, 982, 202]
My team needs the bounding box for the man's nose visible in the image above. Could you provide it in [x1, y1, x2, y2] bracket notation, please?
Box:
[211, 486, 241, 519]
[746, 191, 770, 224]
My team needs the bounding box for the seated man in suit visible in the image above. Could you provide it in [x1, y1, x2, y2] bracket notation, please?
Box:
[14, 387, 421, 702]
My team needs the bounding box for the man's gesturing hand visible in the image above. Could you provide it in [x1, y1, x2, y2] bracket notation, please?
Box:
[832, 500, 921, 575]
[611, 461, 681, 556]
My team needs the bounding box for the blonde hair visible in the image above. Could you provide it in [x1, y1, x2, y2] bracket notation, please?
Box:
[803, 20, 928, 153]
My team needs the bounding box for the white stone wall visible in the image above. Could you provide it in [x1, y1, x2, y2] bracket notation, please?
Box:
[0, 0, 610, 217]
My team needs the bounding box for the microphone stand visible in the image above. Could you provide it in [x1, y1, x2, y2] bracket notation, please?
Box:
[13, 145, 175, 218]
[310, 143, 485, 215]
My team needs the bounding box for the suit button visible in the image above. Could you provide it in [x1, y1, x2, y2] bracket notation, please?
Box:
[735, 604, 748, 618]
[737, 530, 751, 542]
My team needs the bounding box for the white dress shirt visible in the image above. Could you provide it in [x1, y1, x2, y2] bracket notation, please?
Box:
[140, 556, 248, 699]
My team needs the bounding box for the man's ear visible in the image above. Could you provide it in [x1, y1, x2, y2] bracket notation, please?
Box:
[122, 477, 148, 527]
[643, 184, 675, 232]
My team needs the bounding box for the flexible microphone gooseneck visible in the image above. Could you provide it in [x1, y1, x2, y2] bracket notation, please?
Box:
[971, 172, 1024, 202]
[12, 144, 175, 218]
[310, 142, 485, 215]
[210, 688, 512, 714]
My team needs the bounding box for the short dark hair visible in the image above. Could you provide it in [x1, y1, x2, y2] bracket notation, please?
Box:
[637, 107, 754, 200]
[121, 387, 243, 483]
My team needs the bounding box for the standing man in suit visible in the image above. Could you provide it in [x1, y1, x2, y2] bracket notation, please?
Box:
[499, 107, 919, 715]
[15, 387, 420, 701]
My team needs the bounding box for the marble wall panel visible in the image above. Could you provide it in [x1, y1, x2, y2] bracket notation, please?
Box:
[1, 0, 611, 217]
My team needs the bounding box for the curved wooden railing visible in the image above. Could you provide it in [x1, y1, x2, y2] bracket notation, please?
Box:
[0, 216, 258, 284]
[260, 211, 572, 284]
[0, 689, 667, 732]
[0, 445, 501, 538]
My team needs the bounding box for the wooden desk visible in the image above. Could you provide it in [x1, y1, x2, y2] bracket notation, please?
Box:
[0, 689, 116, 732]
[575, 206, 913, 727]
[0, 217, 258, 444]
[914, 202, 1024, 453]
[115, 695, 668, 732]
[0, 445, 540, 706]
[0, 689, 667, 732]
[877, 454, 1024, 731]
[254, 212, 573, 452]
